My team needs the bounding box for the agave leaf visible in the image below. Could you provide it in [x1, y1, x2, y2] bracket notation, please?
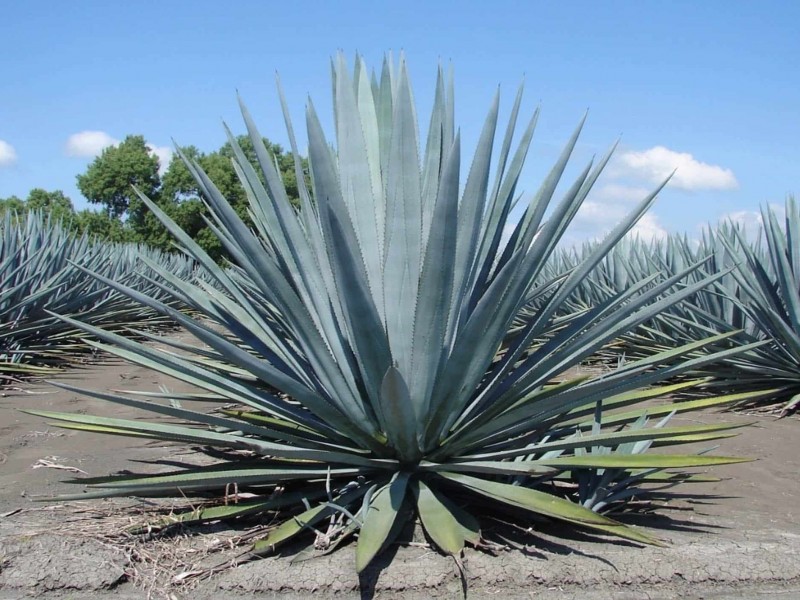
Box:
[518, 113, 588, 252]
[253, 485, 371, 554]
[450, 90, 498, 310]
[420, 65, 449, 244]
[560, 380, 705, 425]
[275, 74, 316, 215]
[424, 250, 526, 446]
[452, 338, 765, 456]
[226, 126, 361, 392]
[419, 460, 554, 476]
[128, 188, 264, 330]
[220, 409, 333, 441]
[86, 332, 345, 439]
[48, 380, 361, 453]
[48, 422, 152, 438]
[535, 454, 750, 469]
[471, 97, 539, 301]
[134, 261, 304, 374]
[172, 154, 377, 431]
[378, 367, 420, 462]
[455, 273, 670, 432]
[80, 466, 364, 493]
[51, 308, 368, 448]
[441, 472, 659, 545]
[354, 57, 385, 258]
[382, 58, 423, 376]
[355, 472, 410, 572]
[650, 432, 739, 445]
[413, 479, 477, 555]
[319, 194, 394, 423]
[449, 266, 729, 453]
[24, 409, 397, 469]
[306, 98, 396, 413]
[128, 492, 318, 534]
[410, 131, 460, 422]
[458, 422, 748, 462]
[497, 265, 733, 411]
[332, 54, 385, 306]
[376, 55, 394, 181]
[552, 471, 720, 483]
[254, 504, 330, 555]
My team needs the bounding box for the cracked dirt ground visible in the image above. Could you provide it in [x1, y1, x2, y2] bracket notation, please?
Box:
[1, 329, 799, 599]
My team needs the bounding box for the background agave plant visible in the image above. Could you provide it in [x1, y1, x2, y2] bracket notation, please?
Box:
[29, 54, 762, 572]
[543, 211, 800, 415]
[0, 210, 194, 378]
[718, 197, 800, 414]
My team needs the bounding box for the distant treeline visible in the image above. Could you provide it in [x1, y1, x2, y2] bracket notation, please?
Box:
[0, 135, 308, 262]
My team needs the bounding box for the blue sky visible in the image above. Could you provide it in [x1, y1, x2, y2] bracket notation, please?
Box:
[2, 1, 798, 242]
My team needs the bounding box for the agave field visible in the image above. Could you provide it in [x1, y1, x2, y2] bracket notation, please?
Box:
[542, 202, 800, 415]
[0, 210, 196, 379]
[7, 54, 799, 581]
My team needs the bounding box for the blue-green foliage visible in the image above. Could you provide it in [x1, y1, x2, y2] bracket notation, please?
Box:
[0, 210, 196, 374]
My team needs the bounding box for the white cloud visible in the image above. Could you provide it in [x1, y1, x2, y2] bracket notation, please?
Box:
[723, 209, 762, 232]
[0, 140, 17, 167]
[564, 184, 670, 246]
[147, 143, 173, 174]
[573, 199, 628, 231]
[627, 213, 668, 242]
[564, 200, 626, 247]
[65, 130, 119, 157]
[65, 132, 173, 172]
[571, 185, 651, 236]
[613, 146, 738, 191]
[716, 204, 784, 242]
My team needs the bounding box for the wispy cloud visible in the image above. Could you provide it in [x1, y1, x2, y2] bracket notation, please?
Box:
[613, 146, 738, 191]
[0, 140, 18, 167]
[65, 130, 119, 158]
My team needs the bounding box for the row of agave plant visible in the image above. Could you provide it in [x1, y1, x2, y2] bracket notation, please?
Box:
[541, 201, 800, 415]
[0, 211, 197, 378]
[25, 54, 784, 576]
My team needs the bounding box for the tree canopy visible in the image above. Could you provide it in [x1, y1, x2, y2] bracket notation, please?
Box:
[4, 135, 307, 260]
[26, 189, 75, 223]
[70, 134, 308, 261]
[76, 135, 160, 220]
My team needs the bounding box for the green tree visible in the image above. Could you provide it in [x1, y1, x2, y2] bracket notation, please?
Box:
[162, 137, 307, 210]
[76, 135, 160, 219]
[0, 190, 77, 228]
[73, 209, 131, 242]
[26, 188, 75, 224]
[0, 195, 25, 217]
[159, 136, 308, 261]
[72, 133, 307, 260]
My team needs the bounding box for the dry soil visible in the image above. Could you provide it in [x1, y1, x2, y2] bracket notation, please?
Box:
[1, 329, 799, 599]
